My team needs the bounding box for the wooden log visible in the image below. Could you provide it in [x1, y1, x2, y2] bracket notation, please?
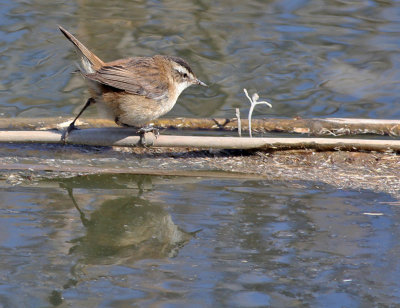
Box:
[1, 117, 400, 136]
[0, 128, 399, 152]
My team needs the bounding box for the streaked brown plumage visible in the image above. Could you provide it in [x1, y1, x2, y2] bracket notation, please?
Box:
[59, 26, 206, 140]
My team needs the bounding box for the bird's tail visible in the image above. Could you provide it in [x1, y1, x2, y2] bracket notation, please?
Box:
[59, 25, 104, 73]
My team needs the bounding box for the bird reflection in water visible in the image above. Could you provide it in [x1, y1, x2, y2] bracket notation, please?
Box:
[62, 176, 197, 265]
[48, 176, 198, 305]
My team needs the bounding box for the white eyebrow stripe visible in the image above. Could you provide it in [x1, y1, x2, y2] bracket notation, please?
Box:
[174, 64, 189, 75]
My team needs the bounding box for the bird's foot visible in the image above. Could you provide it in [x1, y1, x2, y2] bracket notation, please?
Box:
[138, 126, 159, 147]
[137, 126, 159, 137]
[61, 122, 78, 144]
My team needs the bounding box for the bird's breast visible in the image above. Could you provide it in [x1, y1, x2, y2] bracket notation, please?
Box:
[100, 92, 178, 127]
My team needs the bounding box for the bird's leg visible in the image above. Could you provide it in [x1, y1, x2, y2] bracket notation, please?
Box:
[61, 97, 95, 143]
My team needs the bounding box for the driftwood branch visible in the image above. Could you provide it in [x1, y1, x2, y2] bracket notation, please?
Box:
[0, 128, 399, 152]
[1, 117, 400, 136]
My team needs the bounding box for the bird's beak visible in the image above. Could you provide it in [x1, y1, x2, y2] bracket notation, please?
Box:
[196, 79, 208, 87]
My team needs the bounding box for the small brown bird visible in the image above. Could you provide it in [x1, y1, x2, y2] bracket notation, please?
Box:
[59, 26, 206, 141]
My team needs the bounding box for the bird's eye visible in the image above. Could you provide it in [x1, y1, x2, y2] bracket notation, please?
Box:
[183, 73, 188, 78]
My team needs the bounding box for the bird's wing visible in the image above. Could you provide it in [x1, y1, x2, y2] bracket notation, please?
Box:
[85, 58, 169, 100]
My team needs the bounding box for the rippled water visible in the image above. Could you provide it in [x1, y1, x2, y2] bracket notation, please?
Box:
[1, 1, 400, 307]
[1, 0, 400, 120]
[0, 175, 399, 306]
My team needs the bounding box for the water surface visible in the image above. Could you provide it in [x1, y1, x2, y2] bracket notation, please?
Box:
[1, 0, 400, 120]
[1, 175, 399, 307]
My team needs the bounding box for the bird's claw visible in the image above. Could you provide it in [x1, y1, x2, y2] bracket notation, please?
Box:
[138, 126, 159, 147]
[61, 123, 77, 144]
[137, 126, 159, 137]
